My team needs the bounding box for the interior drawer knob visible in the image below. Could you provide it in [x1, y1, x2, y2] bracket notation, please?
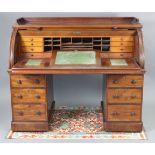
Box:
[130, 112, 136, 116]
[36, 111, 41, 115]
[113, 95, 120, 99]
[131, 80, 136, 84]
[31, 39, 33, 41]
[112, 112, 119, 116]
[35, 94, 40, 99]
[34, 79, 40, 84]
[18, 111, 24, 116]
[31, 48, 34, 51]
[31, 43, 34, 46]
[113, 79, 119, 84]
[17, 80, 22, 84]
[17, 95, 23, 99]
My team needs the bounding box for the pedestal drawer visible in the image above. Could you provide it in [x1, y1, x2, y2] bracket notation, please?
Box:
[11, 75, 46, 88]
[107, 75, 143, 88]
[12, 88, 46, 103]
[107, 88, 142, 103]
[107, 105, 141, 121]
[13, 103, 47, 121]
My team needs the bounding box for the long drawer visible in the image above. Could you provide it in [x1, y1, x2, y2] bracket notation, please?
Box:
[107, 88, 142, 104]
[12, 88, 46, 103]
[110, 42, 133, 46]
[107, 75, 143, 88]
[107, 105, 141, 121]
[110, 46, 133, 52]
[20, 37, 43, 42]
[11, 75, 46, 88]
[13, 103, 47, 121]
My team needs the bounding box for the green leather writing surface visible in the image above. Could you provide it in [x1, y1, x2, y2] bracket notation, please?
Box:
[110, 59, 128, 66]
[55, 51, 96, 65]
[25, 59, 42, 66]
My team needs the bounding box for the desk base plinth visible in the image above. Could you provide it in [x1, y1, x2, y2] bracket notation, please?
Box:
[103, 121, 143, 132]
[11, 121, 49, 132]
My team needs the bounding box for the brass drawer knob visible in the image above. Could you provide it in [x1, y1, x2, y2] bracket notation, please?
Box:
[17, 80, 22, 84]
[17, 95, 23, 99]
[36, 111, 41, 115]
[130, 112, 136, 116]
[112, 112, 119, 116]
[113, 95, 120, 99]
[34, 79, 40, 84]
[112, 79, 119, 84]
[131, 80, 136, 84]
[35, 94, 40, 99]
[18, 111, 24, 116]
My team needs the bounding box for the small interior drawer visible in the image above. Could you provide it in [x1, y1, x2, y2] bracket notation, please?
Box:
[21, 41, 43, 46]
[20, 37, 43, 42]
[21, 46, 43, 52]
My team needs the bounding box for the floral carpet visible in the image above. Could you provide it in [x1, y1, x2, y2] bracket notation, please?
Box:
[7, 106, 146, 140]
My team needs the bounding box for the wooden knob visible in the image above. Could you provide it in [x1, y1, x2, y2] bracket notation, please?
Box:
[131, 94, 136, 99]
[112, 112, 119, 116]
[17, 80, 22, 84]
[17, 95, 23, 99]
[130, 112, 136, 116]
[34, 79, 40, 84]
[113, 95, 119, 99]
[18, 111, 24, 116]
[36, 111, 41, 115]
[31, 48, 34, 51]
[131, 80, 136, 84]
[31, 39, 33, 41]
[113, 79, 119, 84]
[31, 43, 34, 46]
[35, 94, 40, 99]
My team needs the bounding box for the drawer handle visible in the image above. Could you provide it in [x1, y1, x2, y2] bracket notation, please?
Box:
[17, 95, 23, 99]
[113, 79, 119, 84]
[34, 79, 40, 84]
[35, 94, 40, 99]
[17, 80, 22, 84]
[18, 111, 24, 116]
[36, 111, 42, 115]
[31, 48, 34, 51]
[112, 112, 119, 116]
[131, 80, 136, 84]
[31, 43, 34, 46]
[31, 39, 33, 41]
[130, 112, 136, 116]
[113, 95, 120, 99]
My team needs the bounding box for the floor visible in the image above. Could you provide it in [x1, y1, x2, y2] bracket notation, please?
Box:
[0, 75, 154, 143]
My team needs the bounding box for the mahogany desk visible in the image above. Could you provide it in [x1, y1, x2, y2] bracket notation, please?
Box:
[8, 17, 145, 132]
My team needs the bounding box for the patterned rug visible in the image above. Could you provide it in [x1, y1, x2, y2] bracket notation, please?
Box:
[7, 106, 146, 140]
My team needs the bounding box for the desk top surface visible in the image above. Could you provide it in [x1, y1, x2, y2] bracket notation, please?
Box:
[12, 51, 142, 74]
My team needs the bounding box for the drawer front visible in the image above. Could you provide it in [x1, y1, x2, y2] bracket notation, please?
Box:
[11, 75, 46, 88]
[110, 46, 133, 52]
[21, 37, 43, 42]
[13, 103, 47, 121]
[107, 105, 141, 121]
[111, 36, 134, 42]
[107, 88, 142, 103]
[12, 89, 46, 103]
[107, 75, 143, 88]
[110, 42, 133, 47]
[21, 46, 43, 52]
[21, 42, 43, 46]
